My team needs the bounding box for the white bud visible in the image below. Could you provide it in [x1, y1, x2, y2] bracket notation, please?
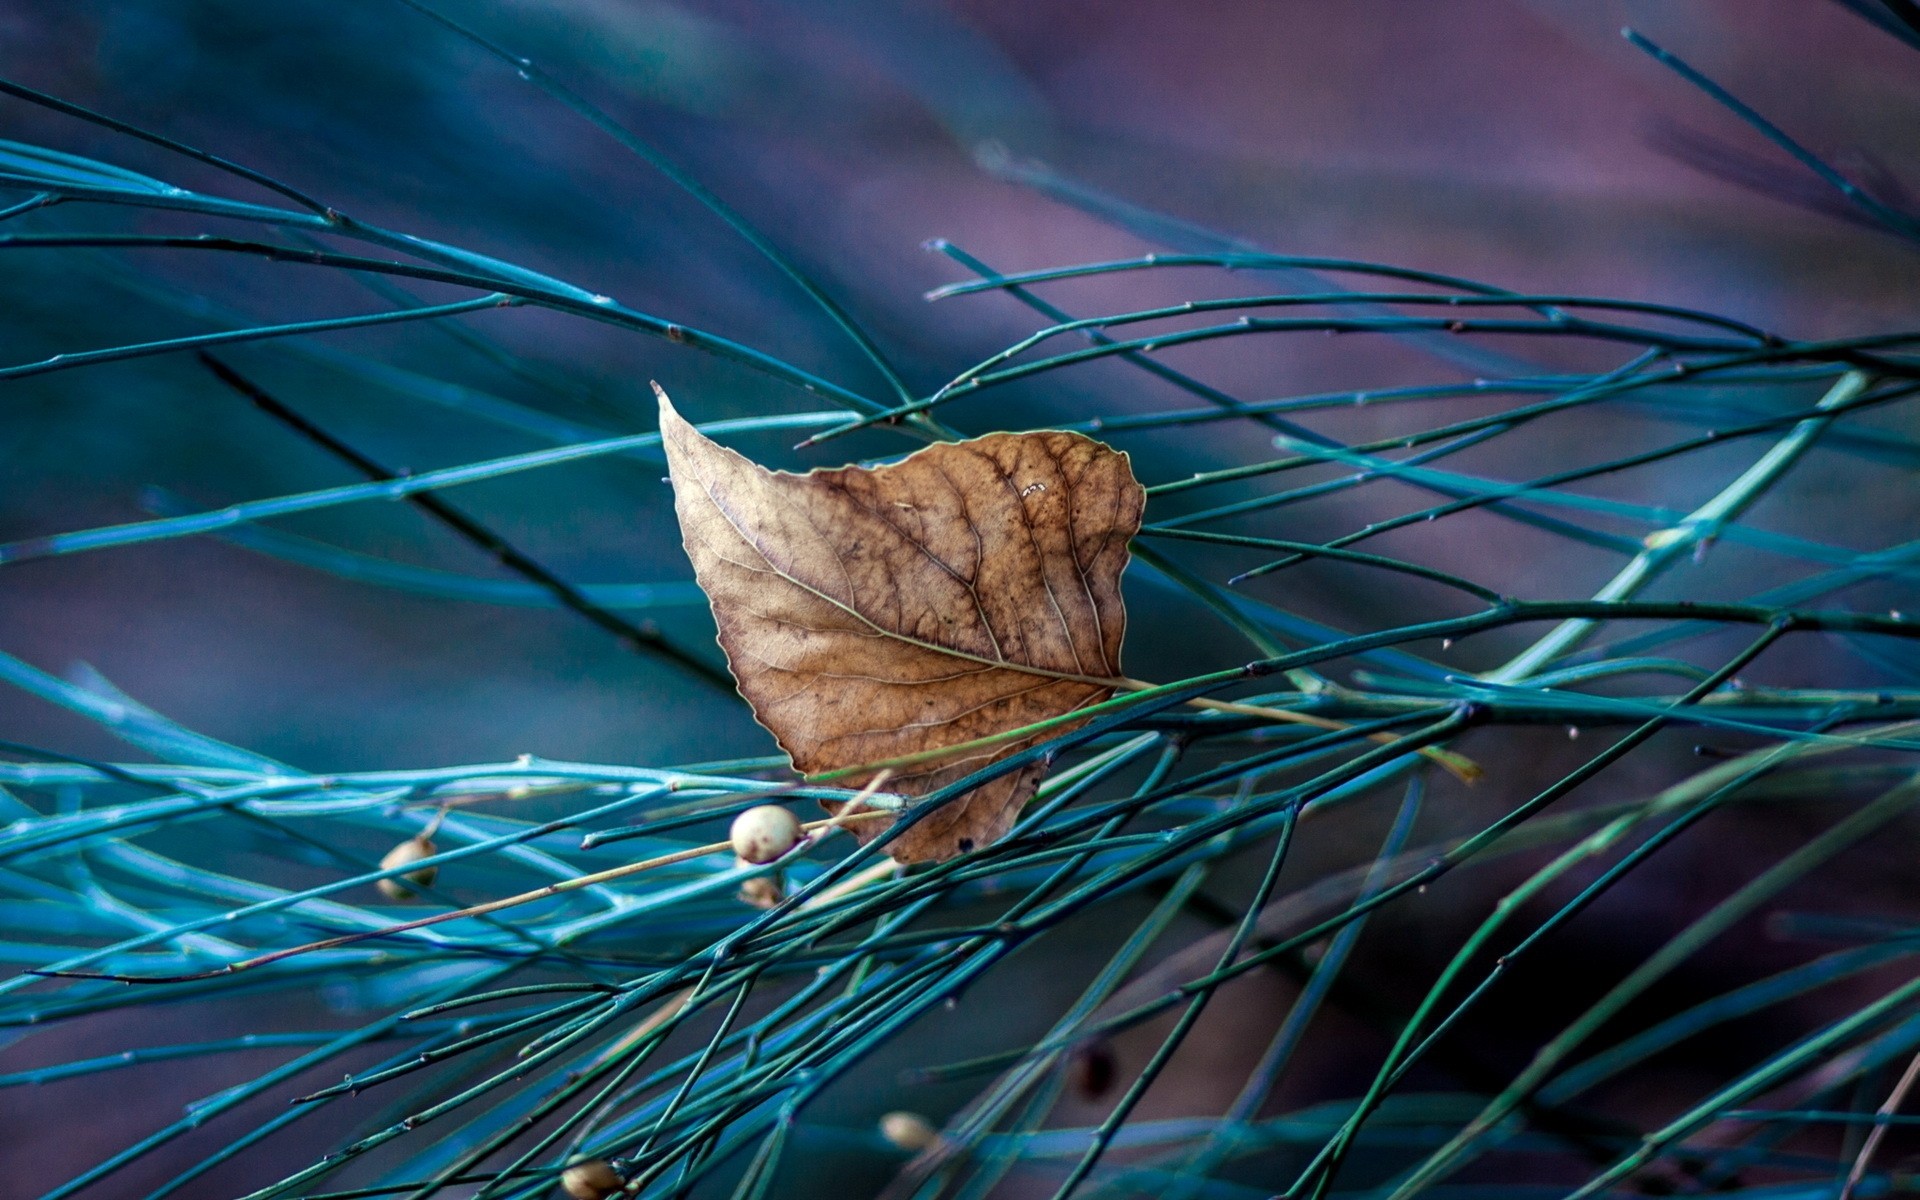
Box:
[879, 1110, 940, 1151]
[730, 805, 802, 865]
[376, 835, 437, 901]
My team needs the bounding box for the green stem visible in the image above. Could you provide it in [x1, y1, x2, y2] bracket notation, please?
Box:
[1486, 370, 1869, 682]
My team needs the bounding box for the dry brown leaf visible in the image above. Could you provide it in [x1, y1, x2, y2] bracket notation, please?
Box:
[658, 388, 1145, 863]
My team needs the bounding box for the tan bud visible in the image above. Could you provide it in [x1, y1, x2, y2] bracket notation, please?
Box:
[376, 835, 438, 901]
[737, 865, 785, 909]
[560, 1158, 624, 1200]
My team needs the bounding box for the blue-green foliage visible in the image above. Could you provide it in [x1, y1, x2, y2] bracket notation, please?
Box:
[4, 9, 1920, 1200]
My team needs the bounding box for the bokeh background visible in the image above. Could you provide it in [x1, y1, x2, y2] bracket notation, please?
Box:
[2, 1, 1918, 1196]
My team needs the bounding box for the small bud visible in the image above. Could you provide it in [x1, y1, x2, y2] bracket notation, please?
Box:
[879, 1110, 940, 1152]
[730, 805, 802, 865]
[377, 835, 437, 901]
[560, 1158, 624, 1200]
[1069, 1038, 1116, 1100]
[737, 863, 784, 909]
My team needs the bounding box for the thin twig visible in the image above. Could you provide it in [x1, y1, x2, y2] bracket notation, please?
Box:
[197, 352, 734, 692]
[33, 808, 896, 984]
[1839, 1046, 1920, 1200]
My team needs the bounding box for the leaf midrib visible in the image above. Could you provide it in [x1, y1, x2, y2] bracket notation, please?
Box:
[686, 436, 1126, 696]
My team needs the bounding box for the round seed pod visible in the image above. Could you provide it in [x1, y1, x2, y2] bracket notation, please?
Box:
[376, 835, 437, 901]
[737, 864, 785, 909]
[729, 805, 802, 865]
[879, 1110, 940, 1152]
[560, 1158, 624, 1200]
